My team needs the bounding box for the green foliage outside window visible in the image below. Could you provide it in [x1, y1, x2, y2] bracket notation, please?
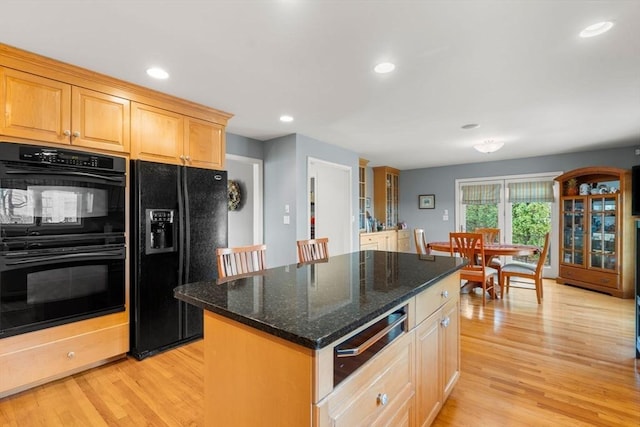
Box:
[465, 202, 551, 265]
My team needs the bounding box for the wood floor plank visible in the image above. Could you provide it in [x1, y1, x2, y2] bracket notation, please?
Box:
[0, 279, 638, 426]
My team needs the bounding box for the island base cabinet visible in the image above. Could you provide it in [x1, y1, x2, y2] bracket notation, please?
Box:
[203, 312, 314, 427]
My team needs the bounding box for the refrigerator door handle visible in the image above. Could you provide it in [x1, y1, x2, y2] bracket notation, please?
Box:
[177, 166, 185, 286]
[182, 167, 191, 283]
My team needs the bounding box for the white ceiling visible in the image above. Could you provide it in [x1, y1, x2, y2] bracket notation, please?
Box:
[2, 1, 639, 170]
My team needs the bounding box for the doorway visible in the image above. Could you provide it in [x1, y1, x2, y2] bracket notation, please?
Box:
[226, 154, 263, 247]
[307, 158, 352, 256]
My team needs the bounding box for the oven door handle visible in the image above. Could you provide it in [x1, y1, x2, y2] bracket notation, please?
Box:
[336, 313, 407, 358]
[4, 250, 125, 266]
[5, 168, 125, 184]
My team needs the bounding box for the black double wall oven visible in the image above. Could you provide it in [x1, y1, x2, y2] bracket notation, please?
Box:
[0, 142, 126, 339]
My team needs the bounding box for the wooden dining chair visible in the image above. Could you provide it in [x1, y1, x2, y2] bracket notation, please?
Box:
[296, 237, 329, 263]
[449, 232, 498, 306]
[414, 228, 430, 255]
[500, 232, 550, 304]
[474, 227, 503, 274]
[216, 244, 267, 278]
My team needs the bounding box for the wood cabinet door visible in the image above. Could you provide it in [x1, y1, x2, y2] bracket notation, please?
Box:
[415, 310, 442, 427]
[441, 298, 460, 400]
[71, 87, 130, 153]
[131, 102, 183, 165]
[184, 117, 224, 170]
[0, 67, 71, 144]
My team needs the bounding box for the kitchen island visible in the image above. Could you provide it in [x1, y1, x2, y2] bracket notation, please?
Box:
[174, 250, 464, 427]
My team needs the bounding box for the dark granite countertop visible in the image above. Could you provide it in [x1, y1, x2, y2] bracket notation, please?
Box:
[174, 250, 464, 350]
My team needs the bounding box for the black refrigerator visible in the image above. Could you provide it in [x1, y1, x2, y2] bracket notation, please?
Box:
[129, 160, 227, 360]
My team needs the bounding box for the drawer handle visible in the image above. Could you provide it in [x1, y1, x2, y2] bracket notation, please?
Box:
[67, 351, 75, 359]
[441, 290, 449, 299]
[377, 393, 388, 406]
[336, 313, 407, 358]
[441, 317, 450, 328]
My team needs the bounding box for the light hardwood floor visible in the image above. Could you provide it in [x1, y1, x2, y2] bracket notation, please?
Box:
[1, 280, 638, 426]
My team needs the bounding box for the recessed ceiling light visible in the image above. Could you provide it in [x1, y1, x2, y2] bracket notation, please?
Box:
[374, 62, 396, 74]
[280, 115, 294, 123]
[146, 67, 169, 79]
[579, 21, 614, 38]
[461, 123, 480, 130]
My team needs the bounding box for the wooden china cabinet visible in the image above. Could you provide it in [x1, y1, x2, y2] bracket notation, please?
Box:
[555, 167, 634, 298]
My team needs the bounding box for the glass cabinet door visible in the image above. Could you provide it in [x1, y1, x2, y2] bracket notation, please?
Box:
[561, 198, 585, 266]
[385, 172, 399, 228]
[589, 195, 618, 271]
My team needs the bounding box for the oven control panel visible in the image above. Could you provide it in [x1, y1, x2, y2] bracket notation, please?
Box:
[13, 145, 120, 170]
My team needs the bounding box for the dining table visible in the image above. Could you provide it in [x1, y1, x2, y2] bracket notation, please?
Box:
[426, 241, 540, 294]
[427, 241, 540, 264]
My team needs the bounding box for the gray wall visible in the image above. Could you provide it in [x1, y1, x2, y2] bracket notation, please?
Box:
[226, 132, 264, 159]
[399, 145, 638, 249]
[263, 135, 298, 267]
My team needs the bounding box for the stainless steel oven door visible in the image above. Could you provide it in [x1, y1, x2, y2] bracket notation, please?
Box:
[0, 245, 125, 338]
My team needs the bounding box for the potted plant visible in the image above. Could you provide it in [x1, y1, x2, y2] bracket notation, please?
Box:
[566, 178, 578, 196]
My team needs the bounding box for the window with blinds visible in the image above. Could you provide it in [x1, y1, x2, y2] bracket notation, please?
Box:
[508, 181, 555, 203]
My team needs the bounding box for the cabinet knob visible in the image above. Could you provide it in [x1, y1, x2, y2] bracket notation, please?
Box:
[441, 317, 450, 328]
[441, 290, 449, 299]
[63, 130, 71, 136]
[179, 155, 185, 161]
[185, 156, 191, 162]
[377, 393, 388, 406]
[67, 351, 75, 359]
[72, 131, 80, 138]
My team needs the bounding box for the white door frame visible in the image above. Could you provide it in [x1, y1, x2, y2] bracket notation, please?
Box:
[226, 154, 263, 245]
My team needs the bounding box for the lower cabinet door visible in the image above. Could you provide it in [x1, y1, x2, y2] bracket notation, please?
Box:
[415, 310, 442, 427]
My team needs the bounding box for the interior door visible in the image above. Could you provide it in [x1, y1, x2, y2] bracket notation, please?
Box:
[309, 159, 352, 257]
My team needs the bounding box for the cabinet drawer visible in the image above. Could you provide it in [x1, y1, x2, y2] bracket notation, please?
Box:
[415, 273, 460, 325]
[0, 323, 128, 394]
[316, 329, 415, 427]
[560, 266, 619, 289]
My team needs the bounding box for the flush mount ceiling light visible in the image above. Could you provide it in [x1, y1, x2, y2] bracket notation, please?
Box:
[146, 67, 169, 79]
[579, 21, 614, 38]
[473, 140, 504, 154]
[279, 115, 294, 123]
[374, 62, 396, 74]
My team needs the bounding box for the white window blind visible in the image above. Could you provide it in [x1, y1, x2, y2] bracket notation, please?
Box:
[508, 181, 555, 203]
[461, 184, 501, 205]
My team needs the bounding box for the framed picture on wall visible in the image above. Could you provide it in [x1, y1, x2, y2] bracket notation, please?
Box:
[418, 194, 435, 209]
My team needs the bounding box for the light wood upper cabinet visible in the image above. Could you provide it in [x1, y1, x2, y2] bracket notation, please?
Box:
[0, 67, 130, 153]
[131, 102, 184, 164]
[132, 102, 224, 170]
[0, 67, 71, 144]
[185, 117, 224, 170]
[71, 86, 130, 153]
